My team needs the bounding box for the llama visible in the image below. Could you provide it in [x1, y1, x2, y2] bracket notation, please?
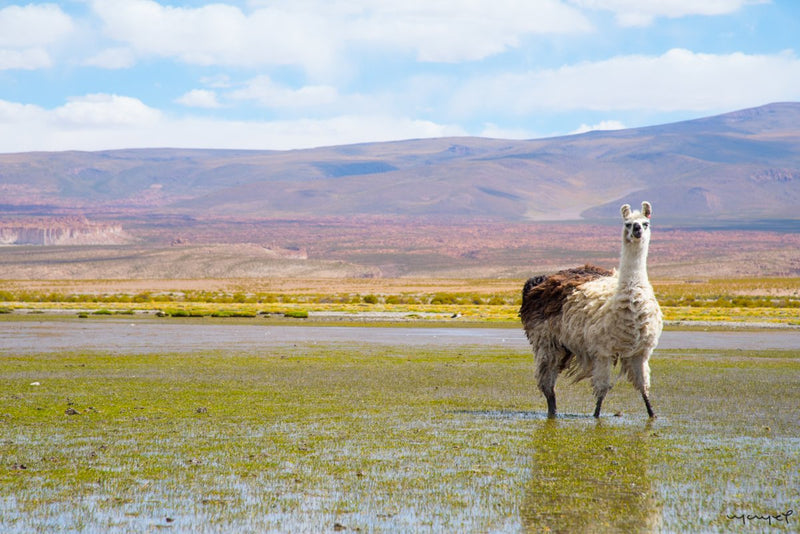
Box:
[520, 201, 662, 418]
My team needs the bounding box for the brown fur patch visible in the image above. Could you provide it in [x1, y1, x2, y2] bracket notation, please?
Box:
[519, 264, 613, 324]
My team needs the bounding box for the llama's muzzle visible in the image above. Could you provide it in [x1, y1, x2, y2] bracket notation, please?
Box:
[632, 223, 643, 238]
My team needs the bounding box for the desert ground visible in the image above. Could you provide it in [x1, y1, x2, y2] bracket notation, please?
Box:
[1, 219, 799, 280]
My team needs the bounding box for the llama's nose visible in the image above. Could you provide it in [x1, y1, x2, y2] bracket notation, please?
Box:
[632, 223, 642, 238]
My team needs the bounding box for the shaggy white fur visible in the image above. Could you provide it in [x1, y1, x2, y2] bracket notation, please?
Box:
[520, 201, 663, 418]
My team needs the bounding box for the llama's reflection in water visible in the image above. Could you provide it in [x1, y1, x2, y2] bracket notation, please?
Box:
[521, 419, 661, 533]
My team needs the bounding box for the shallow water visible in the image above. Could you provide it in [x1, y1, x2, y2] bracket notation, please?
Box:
[1, 319, 799, 355]
[1, 320, 798, 532]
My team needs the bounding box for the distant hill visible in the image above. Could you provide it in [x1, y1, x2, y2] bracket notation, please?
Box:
[1, 102, 799, 226]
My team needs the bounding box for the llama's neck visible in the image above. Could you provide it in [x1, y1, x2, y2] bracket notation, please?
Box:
[617, 242, 651, 288]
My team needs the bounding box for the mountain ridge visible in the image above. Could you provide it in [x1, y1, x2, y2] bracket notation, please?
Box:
[1, 102, 799, 226]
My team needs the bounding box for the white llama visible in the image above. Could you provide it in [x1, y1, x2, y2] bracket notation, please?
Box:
[520, 201, 662, 418]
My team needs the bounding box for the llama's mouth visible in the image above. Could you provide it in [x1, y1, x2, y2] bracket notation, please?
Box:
[626, 233, 644, 244]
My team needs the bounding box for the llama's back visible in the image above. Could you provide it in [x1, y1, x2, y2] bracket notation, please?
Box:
[520, 264, 613, 327]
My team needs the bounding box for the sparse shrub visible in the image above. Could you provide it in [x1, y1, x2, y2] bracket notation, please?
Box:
[167, 309, 206, 318]
[362, 294, 379, 304]
[283, 310, 309, 319]
[430, 293, 459, 305]
[212, 310, 257, 318]
[93, 309, 113, 315]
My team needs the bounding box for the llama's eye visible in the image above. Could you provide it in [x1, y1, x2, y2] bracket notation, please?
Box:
[625, 223, 632, 228]
[642, 222, 649, 229]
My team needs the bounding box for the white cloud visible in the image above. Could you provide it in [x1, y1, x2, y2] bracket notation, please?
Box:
[54, 94, 162, 128]
[451, 49, 800, 115]
[228, 76, 340, 109]
[89, 0, 592, 76]
[0, 95, 464, 152]
[569, 0, 767, 27]
[176, 89, 223, 109]
[0, 99, 46, 122]
[570, 120, 626, 134]
[84, 47, 137, 69]
[90, 0, 340, 78]
[0, 4, 74, 47]
[0, 3, 74, 70]
[0, 48, 52, 70]
[345, 0, 593, 62]
[200, 75, 234, 89]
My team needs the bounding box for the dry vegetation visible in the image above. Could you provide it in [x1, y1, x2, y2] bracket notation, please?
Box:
[1, 218, 798, 324]
[2, 276, 799, 326]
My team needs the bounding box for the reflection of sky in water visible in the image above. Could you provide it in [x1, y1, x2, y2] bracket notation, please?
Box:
[2, 321, 799, 355]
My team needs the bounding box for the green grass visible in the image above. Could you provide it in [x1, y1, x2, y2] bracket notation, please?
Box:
[1, 343, 798, 532]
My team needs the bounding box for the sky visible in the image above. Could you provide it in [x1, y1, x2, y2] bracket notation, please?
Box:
[0, 0, 799, 152]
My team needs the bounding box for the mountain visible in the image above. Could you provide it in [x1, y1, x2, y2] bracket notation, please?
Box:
[1, 102, 799, 226]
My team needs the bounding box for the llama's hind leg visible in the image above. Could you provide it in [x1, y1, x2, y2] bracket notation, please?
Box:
[535, 351, 561, 418]
[538, 365, 558, 418]
[591, 357, 614, 418]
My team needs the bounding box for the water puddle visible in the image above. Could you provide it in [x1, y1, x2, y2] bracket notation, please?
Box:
[2, 320, 799, 355]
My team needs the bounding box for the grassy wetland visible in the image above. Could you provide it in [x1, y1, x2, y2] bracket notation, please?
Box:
[1, 325, 798, 532]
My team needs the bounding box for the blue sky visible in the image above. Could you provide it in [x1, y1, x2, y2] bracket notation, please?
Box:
[0, 0, 799, 152]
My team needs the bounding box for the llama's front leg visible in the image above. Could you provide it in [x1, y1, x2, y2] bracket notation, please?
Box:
[642, 392, 655, 418]
[640, 358, 655, 418]
[591, 357, 613, 418]
[622, 354, 656, 418]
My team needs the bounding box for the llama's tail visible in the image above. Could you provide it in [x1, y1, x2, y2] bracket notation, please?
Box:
[522, 274, 547, 301]
[520, 275, 548, 316]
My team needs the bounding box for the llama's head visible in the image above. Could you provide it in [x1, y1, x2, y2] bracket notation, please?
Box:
[620, 201, 652, 245]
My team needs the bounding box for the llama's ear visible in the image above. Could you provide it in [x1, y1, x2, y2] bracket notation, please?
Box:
[641, 201, 652, 219]
[620, 204, 631, 219]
